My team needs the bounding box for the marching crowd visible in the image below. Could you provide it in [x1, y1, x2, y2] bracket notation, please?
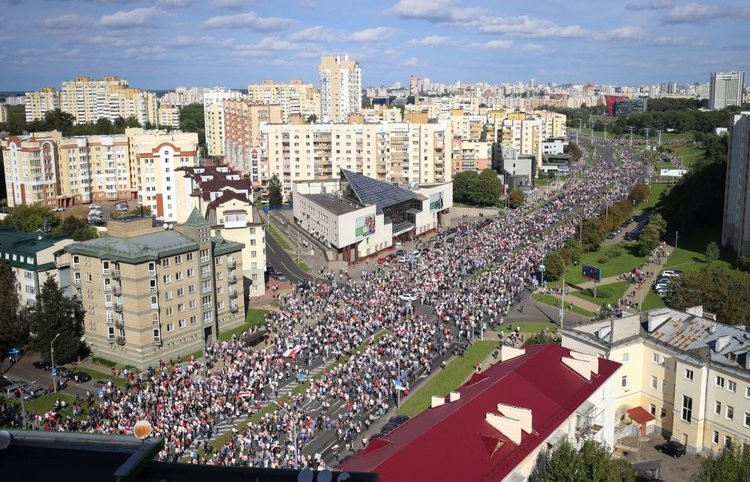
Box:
[6, 143, 646, 469]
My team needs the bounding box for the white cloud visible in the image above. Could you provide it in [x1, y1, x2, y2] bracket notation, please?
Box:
[289, 25, 337, 41]
[209, 0, 250, 9]
[123, 45, 167, 58]
[407, 35, 451, 46]
[203, 12, 295, 31]
[300, 0, 316, 7]
[44, 14, 92, 30]
[662, 3, 732, 24]
[625, 0, 673, 11]
[390, 0, 462, 22]
[350, 27, 397, 42]
[157, 0, 193, 7]
[607, 25, 647, 41]
[234, 37, 317, 56]
[478, 16, 584, 38]
[604, 25, 688, 45]
[404, 56, 419, 66]
[470, 39, 513, 49]
[100, 7, 162, 28]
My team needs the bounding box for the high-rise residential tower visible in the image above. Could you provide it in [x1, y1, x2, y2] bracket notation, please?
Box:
[709, 71, 745, 110]
[319, 55, 362, 123]
[722, 112, 750, 256]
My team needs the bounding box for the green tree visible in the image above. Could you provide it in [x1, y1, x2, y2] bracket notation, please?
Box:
[306, 114, 318, 124]
[453, 171, 479, 204]
[628, 182, 650, 205]
[508, 189, 525, 209]
[667, 266, 750, 326]
[25, 276, 85, 363]
[567, 142, 583, 162]
[41, 109, 75, 134]
[57, 216, 97, 241]
[471, 169, 502, 206]
[268, 174, 283, 205]
[3, 204, 58, 232]
[705, 241, 720, 262]
[542, 251, 565, 281]
[0, 261, 28, 356]
[637, 224, 661, 256]
[692, 443, 750, 482]
[533, 440, 634, 482]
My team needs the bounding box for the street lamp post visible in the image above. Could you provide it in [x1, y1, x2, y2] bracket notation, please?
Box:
[539, 263, 546, 289]
[3, 375, 28, 429]
[272, 401, 299, 469]
[51, 333, 61, 394]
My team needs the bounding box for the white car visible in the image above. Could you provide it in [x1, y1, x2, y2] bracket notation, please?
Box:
[660, 270, 677, 278]
[399, 293, 417, 302]
[52, 207, 65, 212]
[397, 255, 407, 263]
[89, 204, 102, 210]
[409, 250, 421, 259]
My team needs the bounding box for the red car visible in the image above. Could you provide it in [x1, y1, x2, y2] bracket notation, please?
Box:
[377, 257, 387, 264]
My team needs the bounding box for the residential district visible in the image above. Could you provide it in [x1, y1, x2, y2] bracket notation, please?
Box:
[0, 57, 749, 482]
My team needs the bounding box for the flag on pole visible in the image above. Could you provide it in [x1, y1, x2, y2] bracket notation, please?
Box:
[239, 391, 253, 398]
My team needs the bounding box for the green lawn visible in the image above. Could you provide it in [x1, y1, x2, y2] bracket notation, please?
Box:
[671, 144, 704, 166]
[297, 260, 310, 272]
[71, 367, 128, 388]
[562, 243, 647, 286]
[571, 281, 631, 307]
[24, 392, 97, 421]
[642, 290, 667, 311]
[397, 340, 496, 418]
[266, 223, 291, 250]
[640, 183, 671, 211]
[246, 308, 269, 328]
[531, 293, 596, 318]
[666, 227, 734, 270]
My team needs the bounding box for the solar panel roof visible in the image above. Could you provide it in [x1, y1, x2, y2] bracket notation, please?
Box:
[341, 169, 418, 211]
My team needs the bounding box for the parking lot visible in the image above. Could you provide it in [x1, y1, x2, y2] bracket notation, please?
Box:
[55, 200, 132, 225]
[617, 433, 703, 481]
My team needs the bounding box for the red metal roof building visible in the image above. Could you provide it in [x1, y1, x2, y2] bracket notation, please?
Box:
[338, 344, 621, 482]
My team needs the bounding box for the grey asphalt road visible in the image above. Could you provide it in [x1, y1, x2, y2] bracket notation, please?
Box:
[2, 355, 99, 399]
[265, 231, 312, 285]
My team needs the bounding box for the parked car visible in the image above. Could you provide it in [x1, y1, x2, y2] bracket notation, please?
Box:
[3, 381, 29, 398]
[70, 372, 92, 384]
[409, 250, 421, 260]
[266, 265, 276, 276]
[655, 440, 686, 458]
[52, 207, 65, 212]
[385, 254, 397, 263]
[399, 293, 417, 302]
[377, 257, 387, 265]
[56, 367, 71, 378]
[22, 385, 48, 400]
[660, 270, 677, 278]
[276, 272, 287, 282]
[33, 360, 53, 371]
[89, 204, 102, 210]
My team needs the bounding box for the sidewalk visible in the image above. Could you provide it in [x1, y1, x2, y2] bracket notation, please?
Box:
[544, 291, 602, 314]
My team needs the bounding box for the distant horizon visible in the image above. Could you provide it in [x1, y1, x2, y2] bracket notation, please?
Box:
[1, 1, 747, 91]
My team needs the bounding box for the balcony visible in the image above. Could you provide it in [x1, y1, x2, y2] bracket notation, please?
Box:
[115, 320, 124, 330]
[74, 279, 81, 286]
[227, 259, 236, 270]
[149, 270, 156, 277]
[150, 302, 159, 310]
[230, 305, 239, 313]
[112, 269, 120, 279]
[152, 317, 160, 326]
[229, 291, 238, 299]
[103, 284, 112, 292]
[153, 338, 162, 347]
[113, 303, 123, 313]
[113, 286, 122, 296]
[116, 337, 126, 346]
[227, 274, 237, 284]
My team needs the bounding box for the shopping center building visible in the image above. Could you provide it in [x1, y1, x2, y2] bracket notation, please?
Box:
[292, 169, 452, 263]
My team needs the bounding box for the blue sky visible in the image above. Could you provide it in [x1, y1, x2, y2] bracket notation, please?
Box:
[0, 0, 747, 91]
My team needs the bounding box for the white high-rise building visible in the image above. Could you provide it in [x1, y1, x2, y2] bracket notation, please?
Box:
[709, 71, 745, 110]
[319, 55, 362, 123]
[203, 88, 243, 157]
[722, 112, 750, 256]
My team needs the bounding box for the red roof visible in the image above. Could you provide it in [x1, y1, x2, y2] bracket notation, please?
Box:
[627, 407, 655, 425]
[338, 344, 620, 482]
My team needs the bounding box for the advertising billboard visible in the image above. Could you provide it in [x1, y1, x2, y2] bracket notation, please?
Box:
[582, 264, 602, 282]
[355, 214, 376, 239]
[660, 169, 687, 177]
[429, 192, 444, 212]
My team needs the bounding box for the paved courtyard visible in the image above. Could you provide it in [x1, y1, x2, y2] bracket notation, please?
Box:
[617, 433, 703, 481]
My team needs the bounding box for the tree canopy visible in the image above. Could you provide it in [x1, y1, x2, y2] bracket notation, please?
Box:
[0, 108, 141, 137]
[1, 204, 59, 233]
[693, 443, 750, 482]
[531, 440, 634, 482]
[454, 169, 502, 207]
[268, 174, 283, 205]
[667, 265, 750, 326]
[0, 261, 28, 356]
[508, 189, 525, 209]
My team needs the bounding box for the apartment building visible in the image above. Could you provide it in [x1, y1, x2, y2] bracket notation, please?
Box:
[0, 227, 75, 306]
[64, 214, 244, 368]
[451, 139, 492, 173]
[203, 88, 243, 157]
[319, 55, 362, 123]
[709, 71, 745, 110]
[246, 80, 320, 122]
[126, 128, 200, 222]
[157, 103, 181, 129]
[722, 112, 750, 257]
[356, 106, 402, 124]
[24, 87, 61, 122]
[450, 110, 488, 141]
[0, 103, 7, 123]
[259, 121, 451, 202]
[561, 307, 750, 455]
[1, 131, 62, 208]
[159, 86, 205, 107]
[175, 165, 265, 297]
[223, 100, 282, 175]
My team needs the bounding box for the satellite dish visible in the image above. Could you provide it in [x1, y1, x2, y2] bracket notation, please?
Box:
[133, 420, 152, 440]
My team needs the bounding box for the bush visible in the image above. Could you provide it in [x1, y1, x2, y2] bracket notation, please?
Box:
[735, 256, 750, 272]
[92, 357, 118, 368]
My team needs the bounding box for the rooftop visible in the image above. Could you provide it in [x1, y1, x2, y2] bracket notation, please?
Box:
[304, 193, 366, 216]
[338, 344, 620, 482]
[67, 230, 199, 263]
[341, 169, 421, 212]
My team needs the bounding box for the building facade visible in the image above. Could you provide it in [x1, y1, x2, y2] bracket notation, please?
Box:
[0, 227, 75, 306]
[64, 214, 244, 368]
[722, 112, 750, 257]
[319, 55, 362, 123]
[1, 132, 62, 208]
[223, 100, 282, 175]
[709, 71, 745, 110]
[203, 88, 243, 157]
[246, 80, 320, 122]
[24, 88, 60, 122]
[157, 103, 181, 129]
[561, 307, 750, 455]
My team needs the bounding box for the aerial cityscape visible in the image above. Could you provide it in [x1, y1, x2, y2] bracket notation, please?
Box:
[0, 1, 749, 481]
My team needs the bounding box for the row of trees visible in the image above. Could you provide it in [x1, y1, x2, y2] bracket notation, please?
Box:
[0, 263, 85, 364]
[667, 265, 750, 326]
[592, 104, 749, 137]
[0, 107, 144, 137]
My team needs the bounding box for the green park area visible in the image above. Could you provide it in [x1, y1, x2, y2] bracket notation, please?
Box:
[561, 243, 646, 286]
[217, 308, 270, 341]
[639, 183, 671, 211]
[397, 340, 496, 418]
[571, 280, 631, 308]
[531, 293, 596, 318]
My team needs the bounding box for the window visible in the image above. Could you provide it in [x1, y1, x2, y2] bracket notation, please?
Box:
[178, 319, 186, 328]
[685, 369, 694, 380]
[728, 380, 736, 393]
[651, 376, 658, 390]
[176, 287, 184, 297]
[622, 352, 629, 363]
[716, 376, 725, 388]
[186, 252, 194, 261]
[175, 255, 182, 265]
[163, 274, 172, 284]
[621, 375, 628, 388]
[660, 408, 667, 419]
[190, 315, 197, 325]
[662, 380, 668, 393]
[746, 386, 750, 399]
[86, 273, 92, 282]
[162, 258, 170, 267]
[745, 412, 750, 429]
[682, 395, 693, 423]
[725, 435, 732, 447]
[164, 290, 173, 301]
[178, 303, 185, 312]
[167, 323, 174, 333]
[649, 404, 656, 416]
[713, 431, 719, 444]
[188, 284, 196, 294]
[187, 268, 195, 278]
[727, 405, 734, 420]
[652, 353, 662, 365]
[715, 401, 722, 415]
[175, 271, 183, 281]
